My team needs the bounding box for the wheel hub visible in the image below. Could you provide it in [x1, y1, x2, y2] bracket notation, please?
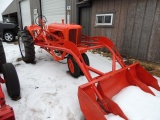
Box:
[68, 59, 74, 73]
[19, 37, 25, 56]
[4, 33, 13, 41]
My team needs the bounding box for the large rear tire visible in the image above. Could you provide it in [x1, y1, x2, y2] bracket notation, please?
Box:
[2, 63, 21, 100]
[18, 30, 35, 63]
[67, 54, 81, 78]
[0, 41, 6, 72]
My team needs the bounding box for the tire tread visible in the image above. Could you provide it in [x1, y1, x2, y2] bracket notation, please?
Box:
[18, 30, 35, 63]
[2, 63, 20, 100]
[0, 41, 6, 72]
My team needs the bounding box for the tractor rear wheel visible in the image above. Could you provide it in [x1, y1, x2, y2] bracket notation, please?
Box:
[0, 41, 6, 72]
[67, 54, 81, 78]
[81, 53, 90, 75]
[18, 30, 35, 63]
[2, 63, 20, 100]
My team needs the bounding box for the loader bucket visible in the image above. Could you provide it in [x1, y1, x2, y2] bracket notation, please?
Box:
[78, 62, 160, 119]
[78, 85, 106, 120]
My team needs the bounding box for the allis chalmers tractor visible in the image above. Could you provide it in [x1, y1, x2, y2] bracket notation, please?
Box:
[0, 40, 20, 120]
[18, 15, 160, 119]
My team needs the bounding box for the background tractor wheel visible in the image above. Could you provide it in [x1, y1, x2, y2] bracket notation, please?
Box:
[81, 53, 90, 75]
[2, 63, 20, 100]
[67, 54, 81, 78]
[0, 41, 6, 72]
[18, 30, 35, 63]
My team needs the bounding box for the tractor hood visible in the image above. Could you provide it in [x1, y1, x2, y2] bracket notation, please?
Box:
[48, 23, 82, 33]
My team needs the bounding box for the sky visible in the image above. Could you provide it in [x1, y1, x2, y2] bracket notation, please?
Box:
[0, 0, 13, 21]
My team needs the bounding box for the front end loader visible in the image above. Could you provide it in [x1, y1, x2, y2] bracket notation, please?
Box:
[18, 15, 160, 119]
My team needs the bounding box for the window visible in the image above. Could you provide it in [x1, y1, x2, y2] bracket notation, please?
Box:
[95, 13, 114, 26]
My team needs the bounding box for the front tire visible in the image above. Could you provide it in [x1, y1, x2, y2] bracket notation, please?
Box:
[18, 30, 35, 63]
[3, 31, 15, 42]
[81, 53, 89, 75]
[0, 41, 6, 72]
[67, 54, 81, 78]
[2, 63, 21, 100]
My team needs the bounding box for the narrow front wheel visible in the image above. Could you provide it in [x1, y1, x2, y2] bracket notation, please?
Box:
[67, 55, 81, 78]
[81, 53, 90, 75]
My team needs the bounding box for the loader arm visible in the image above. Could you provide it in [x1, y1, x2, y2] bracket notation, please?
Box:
[76, 36, 160, 119]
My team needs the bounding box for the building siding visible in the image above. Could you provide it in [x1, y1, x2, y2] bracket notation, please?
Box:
[91, 0, 160, 63]
[17, 0, 37, 30]
[148, 0, 160, 62]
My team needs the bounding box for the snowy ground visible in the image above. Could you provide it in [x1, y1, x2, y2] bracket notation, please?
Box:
[1, 42, 160, 120]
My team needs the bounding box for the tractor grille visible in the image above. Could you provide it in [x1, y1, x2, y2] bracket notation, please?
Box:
[69, 29, 81, 45]
[77, 29, 81, 44]
[69, 29, 76, 44]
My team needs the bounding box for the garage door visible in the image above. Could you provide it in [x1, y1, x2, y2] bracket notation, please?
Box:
[41, 0, 66, 24]
[20, 0, 31, 28]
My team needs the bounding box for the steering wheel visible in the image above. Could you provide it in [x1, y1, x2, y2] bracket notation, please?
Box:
[35, 15, 47, 26]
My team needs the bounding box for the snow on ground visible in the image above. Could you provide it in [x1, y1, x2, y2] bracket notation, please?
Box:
[1, 42, 160, 120]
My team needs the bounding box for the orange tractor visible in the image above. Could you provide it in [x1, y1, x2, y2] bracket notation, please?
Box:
[18, 15, 160, 119]
[0, 41, 20, 120]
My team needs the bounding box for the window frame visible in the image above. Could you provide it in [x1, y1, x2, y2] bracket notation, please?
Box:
[95, 13, 114, 27]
